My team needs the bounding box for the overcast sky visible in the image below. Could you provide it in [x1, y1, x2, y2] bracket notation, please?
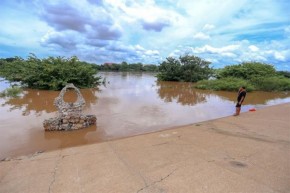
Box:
[0, 0, 289, 70]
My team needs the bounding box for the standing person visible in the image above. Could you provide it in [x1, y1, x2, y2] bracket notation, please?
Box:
[234, 86, 247, 116]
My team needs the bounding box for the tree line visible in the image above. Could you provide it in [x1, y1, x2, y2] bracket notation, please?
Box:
[92, 62, 159, 72]
[155, 55, 290, 91]
[1, 54, 289, 91]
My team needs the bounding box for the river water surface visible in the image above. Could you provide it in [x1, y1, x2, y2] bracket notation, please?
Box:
[1, 72, 290, 159]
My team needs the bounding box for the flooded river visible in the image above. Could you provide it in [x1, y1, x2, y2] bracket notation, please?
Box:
[1, 72, 290, 159]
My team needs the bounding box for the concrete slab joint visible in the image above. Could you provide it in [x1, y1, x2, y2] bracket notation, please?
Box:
[43, 83, 96, 131]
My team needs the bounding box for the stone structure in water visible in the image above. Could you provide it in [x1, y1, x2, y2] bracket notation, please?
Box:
[43, 84, 96, 131]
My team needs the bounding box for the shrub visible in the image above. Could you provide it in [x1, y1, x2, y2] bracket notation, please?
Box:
[211, 62, 290, 91]
[157, 57, 182, 81]
[276, 71, 290, 78]
[0, 86, 23, 97]
[251, 76, 290, 91]
[195, 77, 255, 92]
[217, 62, 276, 80]
[157, 55, 213, 82]
[0, 54, 101, 90]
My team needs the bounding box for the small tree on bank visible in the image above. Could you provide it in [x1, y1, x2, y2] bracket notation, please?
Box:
[157, 55, 213, 82]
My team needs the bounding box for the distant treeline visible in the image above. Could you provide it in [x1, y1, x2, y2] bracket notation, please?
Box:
[92, 62, 159, 72]
[0, 57, 159, 72]
[1, 55, 290, 92]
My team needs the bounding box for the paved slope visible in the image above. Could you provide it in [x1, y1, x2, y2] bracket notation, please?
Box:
[0, 103, 289, 193]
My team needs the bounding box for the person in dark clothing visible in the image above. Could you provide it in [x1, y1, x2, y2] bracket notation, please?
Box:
[234, 86, 246, 116]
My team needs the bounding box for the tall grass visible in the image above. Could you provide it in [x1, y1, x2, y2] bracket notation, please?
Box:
[195, 77, 255, 91]
[0, 86, 23, 97]
[196, 76, 290, 92]
[252, 76, 290, 91]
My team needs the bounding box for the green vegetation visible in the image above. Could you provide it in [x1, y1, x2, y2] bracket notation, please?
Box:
[277, 70, 290, 78]
[1, 55, 289, 92]
[216, 62, 276, 79]
[196, 77, 255, 92]
[157, 55, 213, 82]
[93, 62, 159, 72]
[0, 86, 23, 97]
[251, 76, 290, 91]
[196, 62, 290, 91]
[0, 54, 101, 90]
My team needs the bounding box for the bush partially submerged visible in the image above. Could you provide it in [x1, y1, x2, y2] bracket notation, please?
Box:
[0, 54, 101, 90]
[195, 77, 255, 92]
[217, 62, 277, 80]
[157, 55, 213, 82]
[196, 62, 290, 92]
[251, 76, 290, 91]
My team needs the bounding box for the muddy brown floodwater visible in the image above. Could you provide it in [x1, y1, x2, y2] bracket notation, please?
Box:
[1, 72, 290, 159]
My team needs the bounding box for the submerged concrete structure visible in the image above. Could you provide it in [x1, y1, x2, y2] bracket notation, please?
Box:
[43, 83, 96, 131]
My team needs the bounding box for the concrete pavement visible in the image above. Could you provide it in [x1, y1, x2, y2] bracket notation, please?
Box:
[0, 103, 289, 193]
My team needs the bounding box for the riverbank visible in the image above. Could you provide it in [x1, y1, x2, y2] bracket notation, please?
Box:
[1, 72, 290, 160]
[0, 103, 289, 193]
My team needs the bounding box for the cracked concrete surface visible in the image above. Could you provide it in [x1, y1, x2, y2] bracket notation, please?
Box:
[0, 103, 289, 193]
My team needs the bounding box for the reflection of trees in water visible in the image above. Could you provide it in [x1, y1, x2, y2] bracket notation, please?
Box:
[156, 81, 290, 106]
[245, 91, 290, 105]
[206, 90, 290, 105]
[121, 71, 143, 77]
[1, 88, 99, 116]
[156, 81, 207, 106]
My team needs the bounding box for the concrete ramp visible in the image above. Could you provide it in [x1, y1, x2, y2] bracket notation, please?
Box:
[0, 103, 289, 193]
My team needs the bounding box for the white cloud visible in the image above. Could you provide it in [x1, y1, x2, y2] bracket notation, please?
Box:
[168, 49, 182, 57]
[220, 52, 237, 58]
[205, 58, 219, 63]
[193, 32, 210, 40]
[192, 44, 240, 54]
[248, 45, 259, 52]
[144, 50, 160, 56]
[0, 0, 290, 70]
[263, 50, 287, 61]
[135, 45, 146, 51]
[203, 24, 215, 31]
[274, 51, 286, 61]
[105, 0, 181, 32]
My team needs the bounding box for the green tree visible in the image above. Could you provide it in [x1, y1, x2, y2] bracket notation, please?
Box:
[196, 61, 290, 91]
[120, 61, 129, 71]
[157, 57, 182, 81]
[142, 64, 159, 72]
[217, 62, 276, 80]
[129, 63, 143, 71]
[180, 55, 212, 82]
[277, 70, 290, 78]
[157, 55, 212, 82]
[0, 54, 101, 90]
